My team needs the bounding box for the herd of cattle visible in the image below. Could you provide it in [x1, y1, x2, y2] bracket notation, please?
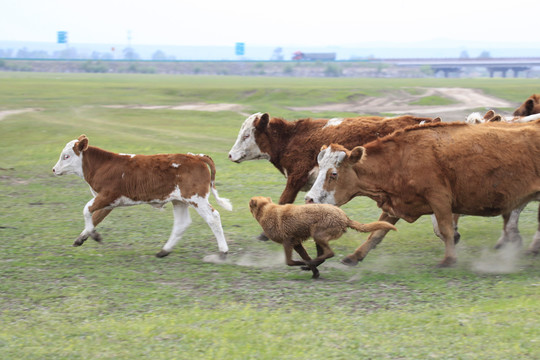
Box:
[53, 93, 540, 277]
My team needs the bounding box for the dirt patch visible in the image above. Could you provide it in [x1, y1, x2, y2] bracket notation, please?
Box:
[289, 88, 515, 121]
[0, 108, 42, 121]
[103, 103, 247, 114]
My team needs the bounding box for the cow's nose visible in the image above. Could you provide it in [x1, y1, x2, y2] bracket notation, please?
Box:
[228, 153, 232, 160]
[305, 196, 314, 204]
[52, 168, 55, 173]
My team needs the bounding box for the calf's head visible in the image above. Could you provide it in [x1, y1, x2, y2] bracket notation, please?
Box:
[305, 144, 365, 206]
[228, 112, 271, 163]
[52, 134, 89, 177]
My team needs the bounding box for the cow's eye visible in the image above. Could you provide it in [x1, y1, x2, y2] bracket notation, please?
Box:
[63, 154, 70, 160]
[330, 171, 338, 180]
[242, 134, 250, 140]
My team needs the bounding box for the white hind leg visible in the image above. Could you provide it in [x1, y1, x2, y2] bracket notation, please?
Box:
[192, 198, 229, 256]
[156, 202, 191, 258]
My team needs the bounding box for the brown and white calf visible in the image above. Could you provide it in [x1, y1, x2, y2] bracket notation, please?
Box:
[53, 135, 232, 258]
[306, 121, 540, 267]
[228, 113, 438, 206]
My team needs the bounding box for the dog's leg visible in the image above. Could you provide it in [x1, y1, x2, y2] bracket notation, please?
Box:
[293, 244, 320, 279]
[306, 238, 334, 268]
[283, 242, 308, 267]
[294, 244, 314, 272]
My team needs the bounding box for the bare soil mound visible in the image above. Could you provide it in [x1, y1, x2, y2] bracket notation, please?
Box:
[289, 88, 515, 121]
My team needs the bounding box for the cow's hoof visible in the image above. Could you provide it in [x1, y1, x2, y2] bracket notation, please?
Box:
[90, 231, 103, 243]
[156, 250, 171, 258]
[257, 233, 269, 241]
[454, 231, 461, 245]
[526, 249, 539, 256]
[341, 256, 359, 267]
[73, 236, 87, 246]
[218, 251, 228, 260]
[437, 258, 457, 268]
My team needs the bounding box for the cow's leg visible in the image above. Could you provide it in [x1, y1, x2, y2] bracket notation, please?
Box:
[495, 206, 524, 249]
[192, 200, 229, 257]
[431, 213, 461, 244]
[156, 202, 191, 258]
[342, 212, 399, 266]
[527, 204, 540, 255]
[74, 196, 113, 246]
[92, 209, 112, 227]
[432, 206, 457, 267]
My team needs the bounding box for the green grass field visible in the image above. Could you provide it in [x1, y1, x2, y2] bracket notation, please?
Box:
[1, 73, 539, 359]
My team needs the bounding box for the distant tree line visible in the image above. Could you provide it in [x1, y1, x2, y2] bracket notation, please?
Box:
[0, 47, 176, 61]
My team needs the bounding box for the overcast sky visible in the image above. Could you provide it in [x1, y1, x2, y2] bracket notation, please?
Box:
[2, 0, 540, 47]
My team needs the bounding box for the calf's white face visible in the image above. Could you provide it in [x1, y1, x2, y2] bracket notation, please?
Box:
[305, 147, 346, 205]
[228, 113, 270, 163]
[52, 139, 84, 178]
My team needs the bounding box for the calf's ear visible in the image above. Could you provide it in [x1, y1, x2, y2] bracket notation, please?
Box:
[256, 113, 270, 131]
[349, 146, 365, 163]
[76, 135, 89, 153]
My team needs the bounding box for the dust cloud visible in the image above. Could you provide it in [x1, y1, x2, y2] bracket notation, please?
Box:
[471, 243, 522, 274]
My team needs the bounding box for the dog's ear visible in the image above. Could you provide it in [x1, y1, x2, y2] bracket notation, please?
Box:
[249, 198, 257, 210]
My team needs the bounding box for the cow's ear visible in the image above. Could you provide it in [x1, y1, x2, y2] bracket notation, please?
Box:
[349, 146, 365, 163]
[526, 99, 535, 113]
[256, 113, 270, 131]
[76, 135, 89, 152]
[484, 110, 496, 120]
[433, 117, 442, 123]
[317, 146, 327, 163]
[489, 115, 502, 122]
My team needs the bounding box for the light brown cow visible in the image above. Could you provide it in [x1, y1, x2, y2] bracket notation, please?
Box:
[306, 121, 540, 267]
[53, 135, 232, 258]
[513, 94, 540, 116]
[228, 113, 438, 239]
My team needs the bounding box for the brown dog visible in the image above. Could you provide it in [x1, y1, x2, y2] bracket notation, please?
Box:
[249, 196, 397, 278]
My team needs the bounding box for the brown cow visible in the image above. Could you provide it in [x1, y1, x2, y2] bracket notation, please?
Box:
[228, 113, 438, 239]
[466, 108, 540, 253]
[306, 121, 540, 267]
[513, 94, 540, 116]
[228, 113, 438, 205]
[53, 135, 232, 258]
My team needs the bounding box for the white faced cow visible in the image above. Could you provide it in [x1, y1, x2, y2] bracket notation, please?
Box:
[53, 135, 232, 258]
[228, 112, 438, 205]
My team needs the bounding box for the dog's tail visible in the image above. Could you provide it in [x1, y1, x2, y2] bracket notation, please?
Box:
[347, 219, 397, 233]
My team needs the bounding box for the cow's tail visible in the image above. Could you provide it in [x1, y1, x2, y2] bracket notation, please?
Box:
[200, 155, 233, 211]
[347, 219, 397, 233]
